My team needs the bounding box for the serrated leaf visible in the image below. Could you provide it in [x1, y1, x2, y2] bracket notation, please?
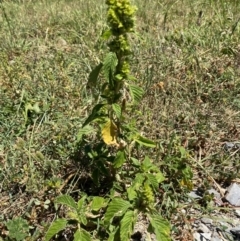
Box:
[155, 172, 165, 183]
[77, 195, 87, 210]
[148, 214, 171, 241]
[135, 135, 156, 148]
[88, 63, 103, 88]
[101, 119, 118, 146]
[131, 157, 140, 166]
[129, 84, 144, 103]
[120, 210, 136, 241]
[91, 197, 106, 211]
[132, 173, 145, 188]
[103, 52, 118, 81]
[146, 173, 159, 191]
[82, 104, 106, 127]
[104, 198, 132, 224]
[113, 151, 125, 168]
[74, 229, 91, 241]
[80, 214, 88, 226]
[127, 186, 137, 201]
[55, 195, 78, 211]
[6, 217, 29, 241]
[45, 219, 68, 241]
[112, 103, 121, 119]
[141, 156, 153, 171]
[77, 125, 95, 142]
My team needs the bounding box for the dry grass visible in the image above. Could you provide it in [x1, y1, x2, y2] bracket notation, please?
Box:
[1, 0, 240, 240]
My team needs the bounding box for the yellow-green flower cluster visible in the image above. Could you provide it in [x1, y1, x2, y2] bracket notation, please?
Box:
[106, 0, 137, 35]
[108, 34, 130, 55]
[105, 0, 136, 81]
[142, 183, 154, 207]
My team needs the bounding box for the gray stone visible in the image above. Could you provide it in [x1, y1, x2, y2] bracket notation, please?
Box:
[230, 225, 240, 234]
[224, 142, 235, 150]
[218, 227, 235, 240]
[198, 223, 211, 233]
[211, 231, 223, 241]
[235, 143, 240, 148]
[234, 209, 240, 217]
[193, 232, 201, 241]
[207, 188, 221, 200]
[218, 221, 231, 229]
[201, 218, 213, 225]
[225, 183, 240, 206]
[188, 191, 201, 199]
[211, 237, 222, 241]
[193, 232, 212, 241]
[201, 233, 212, 240]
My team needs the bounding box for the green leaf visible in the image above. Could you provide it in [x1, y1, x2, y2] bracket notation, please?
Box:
[5, 217, 29, 241]
[148, 214, 171, 241]
[112, 103, 121, 119]
[103, 52, 118, 81]
[55, 195, 78, 211]
[146, 173, 159, 191]
[107, 226, 120, 241]
[74, 229, 91, 241]
[77, 195, 87, 210]
[129, 84, 144, 103]
[135, 135, 156, 148]
[131, 157, 140, 167]
[113, 151, 125, 168]
[67, 211, 79, 221]
[82, 104, 106, 127]
[155, 172, 165, 183]
[132, 173, 145, 189]
[88, 63, 103, 88]
[104, 198, 132, 224]
[179, 146, 187, 158]
[120, 210, 136, 241]
[127, 186, 137, 201]
[80, 214, 88, 226]
[141, 156, 153, 171]
[45, 219, 68, 241]
[115, 74, 123, 81]
[91, 196, 106, 211]
[77, 125, 95, 142]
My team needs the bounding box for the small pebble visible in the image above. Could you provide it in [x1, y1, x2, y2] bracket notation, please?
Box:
[225, 183, 240, 206]
[224, 142, 235, 150]
[188, 191, 201, 199]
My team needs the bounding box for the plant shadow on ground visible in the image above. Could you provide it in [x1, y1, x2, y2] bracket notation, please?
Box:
[70, 141, 116, 196]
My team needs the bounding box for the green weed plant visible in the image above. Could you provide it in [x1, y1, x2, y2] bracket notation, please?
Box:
[46, 0, 171, 240]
